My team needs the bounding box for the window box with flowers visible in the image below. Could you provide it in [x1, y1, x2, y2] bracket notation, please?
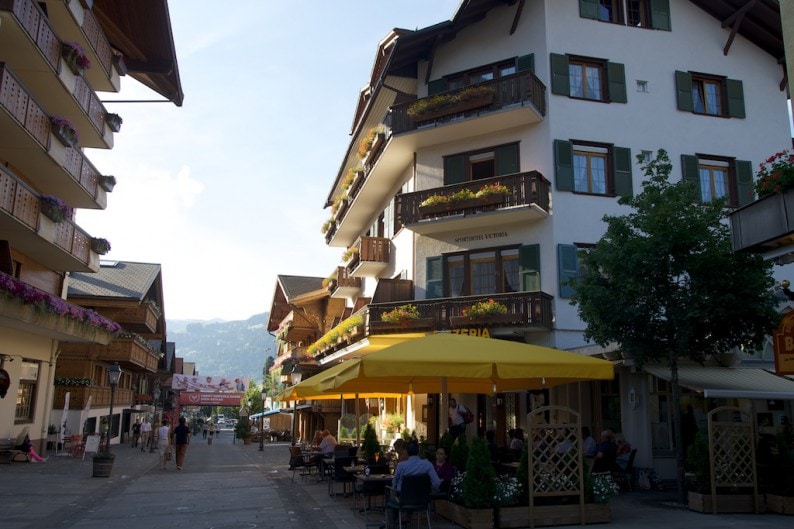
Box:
[98, 175, 116, 192]
[418, 183, 509, 217]
[90, 237, 111, 255]
[357, 126, 385, 164]
[341, 246, 359, 264]
[61, 41, 92, 75]
[408, 85, 495, 123]
[104, 113, 123, 133]
[451, 299, 521, 327]
[370, 304, 434, 332]
[50, 116, 79, 147]
[39, 195, 73, 223]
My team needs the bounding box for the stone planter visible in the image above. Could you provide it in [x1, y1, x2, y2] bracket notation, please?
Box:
[442, 501, 493, 529]
[419, 193, 506, 217]
[766, 493, 794, 515]
[411, 93, 494, 122]
[687, 491, 758, 514]
[450, 313, 522, 328]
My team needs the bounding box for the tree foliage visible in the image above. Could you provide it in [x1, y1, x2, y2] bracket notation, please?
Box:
[571, 149, 779, 366]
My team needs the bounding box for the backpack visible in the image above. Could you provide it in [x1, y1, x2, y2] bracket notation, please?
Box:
[461, 406, 474, 424]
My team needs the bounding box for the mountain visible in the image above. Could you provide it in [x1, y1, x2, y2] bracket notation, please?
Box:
[168, 313, 275, 384]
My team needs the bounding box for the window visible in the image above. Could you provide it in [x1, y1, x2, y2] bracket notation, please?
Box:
[680, 154, 753, 207]
[557, 244, 592, 298]
[550, 54, 626, 103]
[443, 143, 519, 185]
[636, 80, 648, 93]
[554, 139, 633, 197]
[426, 245, 538, 299]
[675, 71, 745, 118]
[429, 55, 533, 96]
[15, 360, 39, 422]
[579, 0, 670, 30]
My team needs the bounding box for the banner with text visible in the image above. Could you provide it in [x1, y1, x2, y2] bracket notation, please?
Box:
[179, 392, 244, 406]
[172, 374, 248, 392]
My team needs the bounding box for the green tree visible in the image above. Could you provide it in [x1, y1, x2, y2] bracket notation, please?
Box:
[462, 437, 496, 508]
[571, 149, 779, 504]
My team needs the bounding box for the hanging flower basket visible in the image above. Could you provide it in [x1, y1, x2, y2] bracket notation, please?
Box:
[39, 195, 73, 223]
[50, 116, 79, 147]
[98, 175, 116, 192]
[90, 238, 111, 255]
[61, 41, 92, 75]
[104, 113, 123, 133]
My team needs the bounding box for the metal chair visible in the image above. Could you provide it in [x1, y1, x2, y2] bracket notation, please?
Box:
[386, 474, 432, 529]
[329, 455, 356, 496]
[289, 446, 317, 482]
[613, 448, 637, 491]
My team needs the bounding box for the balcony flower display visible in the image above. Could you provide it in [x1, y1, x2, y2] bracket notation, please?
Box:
[407, 85, 495, 120]
[90, 237, 111, 255]
[321, 219, 334, 234]
[0, 272, 122, 334]
[381, 304, 421, 324]
[461, 299, 508, 318]
[104, 113, 123, 133]
[754, 150, 794, 198]
[39, 195, 73, 223]
[419, 183, 509, 208]
[341, 246, 359, 263]
[98, 175, 116, 192]
[356, 125, 385, 160]
[50, 116, 79, 147]
[475, 183, 509, 198]
[62, 41, 92, 74]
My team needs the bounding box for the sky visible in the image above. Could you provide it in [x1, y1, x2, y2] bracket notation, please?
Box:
[79, 1, 460, 322]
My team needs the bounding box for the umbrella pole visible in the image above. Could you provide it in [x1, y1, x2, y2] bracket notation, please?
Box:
[441, 377, 448, 443]
[355, 394, 360, 447]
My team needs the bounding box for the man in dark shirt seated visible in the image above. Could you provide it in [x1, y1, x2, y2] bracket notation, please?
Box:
[591, 429, 618, 473]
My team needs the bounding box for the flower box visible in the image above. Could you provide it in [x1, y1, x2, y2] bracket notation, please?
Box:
[51, 117, 79, 147]
[766, 493, 794, 515]
[411, 93, 494, 123]
[90, 238, 111, 255]
[494, 503, 610, 527]
[419, 193, 506, 217]
[98, 175, 116, 192]
[61, 41, 91, 76]
[442, 501, 493, 529]
[39, 195, 72, 223]
[105, 113, 123, 133]
[369, 318, 435, 333]
[687, 491, 758, 514]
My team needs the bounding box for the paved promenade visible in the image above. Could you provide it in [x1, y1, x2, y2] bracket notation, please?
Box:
[1, 428, 792, 529]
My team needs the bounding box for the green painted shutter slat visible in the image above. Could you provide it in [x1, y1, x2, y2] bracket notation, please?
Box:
[444, 155, 466, 185]
[613, 146, 633, 197]
[607, 61, 627, 103]
[558, 244, 578, 299]
[726, 79, 746, 118]
[675, 71, 693, 112]
[554, 139, 574, 191]
[496, 144, 519, 176]
[519, 244, 540, 292]
[681, 154, 702, 200]
[516, 53, 534, 72]
[550, 53, 570, 96]
[579, 0, 599, 19]
[428, 79, 447, 96]
[650, 0, 671, 30]
[426, 256, 444, 299]
[735, 160, 754, 206]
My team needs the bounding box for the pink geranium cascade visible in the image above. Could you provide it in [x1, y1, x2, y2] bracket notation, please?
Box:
[754, 150, 794, 198]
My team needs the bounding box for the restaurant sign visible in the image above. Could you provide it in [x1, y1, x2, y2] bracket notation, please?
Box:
[179, 392, 244, 406]
[773, 311, 794, 375]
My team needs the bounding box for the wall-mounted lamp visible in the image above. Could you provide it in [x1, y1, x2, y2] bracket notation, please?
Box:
[496, 397, 504, 406]
[427, 396, 435, 406]
[628, 388, 639, 409]
[781, 280, 794, 300]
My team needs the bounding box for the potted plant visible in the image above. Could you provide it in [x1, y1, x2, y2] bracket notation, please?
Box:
[356, 125, 385, 161]
[104, 113, 123, 133]
[452, 299, 520, 327]
[361, 422, 380, 463]
[407, 85, 495, 121]
[90, 238, 111, 255]
[92, 451, 115, 477]
[462, 299, 508, 317]
[234, 419, 252, 444]
[341, 246, 359, 263]
[39, 195, 73, 223]
[445, 437, 495, 529]
[754, 150, 794, 198]
[61, 41, 92, 75]
[98, 175, 116, 192]
[50, 116, 79, 147]
[380, 304, 420, 324]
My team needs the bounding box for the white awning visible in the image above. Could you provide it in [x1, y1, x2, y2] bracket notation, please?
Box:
[643, 365, 794, 400]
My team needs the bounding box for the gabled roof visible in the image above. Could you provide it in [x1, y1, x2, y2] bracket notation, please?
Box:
[277, 275, 325, 301]
[93, 0, 184, 106]
[689, 0, 784, 60]
[267, 275, 325, 332]
[68, 261, 161, 301]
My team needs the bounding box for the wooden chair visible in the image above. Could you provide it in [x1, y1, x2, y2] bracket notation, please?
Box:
[289, 446, 316, 482]
[613, 448, 637, 491]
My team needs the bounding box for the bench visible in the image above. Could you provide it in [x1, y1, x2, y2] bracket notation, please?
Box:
[0, 438, 27, 464]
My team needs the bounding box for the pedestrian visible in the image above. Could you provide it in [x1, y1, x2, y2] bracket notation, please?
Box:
[448, 397, 470, 440]
[140, 418, 152, 452]
[19, 435, 46, 463]
[171, 416, 190, 470]
[202, 421, 208, 439]
[158, 419, 171, 470]
[131, 418, 141, 448]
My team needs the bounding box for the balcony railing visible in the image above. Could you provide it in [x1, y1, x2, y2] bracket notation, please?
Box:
[53, 386, 134, 409]
[390, 71, 547, 134]
[729, 188, 794, 254]
[101, 304, 160, 334]
[397, 171, 550, 232]
[328, 266, 362, 299]
[346, 236, 390, 278]
[101, 337, 160, 372]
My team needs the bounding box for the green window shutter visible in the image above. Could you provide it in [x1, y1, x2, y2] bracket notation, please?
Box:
[444, 155, 466, 185]
[735, 160, 754, 206]
[650, 0, 671, 30]
[519, 244, 540, 292]
[516, 53, 534, 73]
[612, 146, 633, 197]
[426, 256, 444, 299]
[579, 0, 599, 19]
[607, 61, 627, 103]
[428, 78, 447, 96]
[675, 71, 693, 112]
[550, 53, 570, 96]
[726, 79, 745, 118]
[496, 144, 519, 176]
[680, 154, 702, 200]
[558, 244, 579, 299]
[554, 139, 574, 191]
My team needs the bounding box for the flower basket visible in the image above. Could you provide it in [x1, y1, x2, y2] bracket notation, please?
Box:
[90, 238, 111, 255]
[50, 116, 79, 147]
[754, 150, 794, 198]
[408, 86, 495, 123]
[61, 41, 92, 75]
[39, 195, 72, 223]
[687, 491, 757, 514]
[104, 113, 123, 133]
[98, 175, 116, 192]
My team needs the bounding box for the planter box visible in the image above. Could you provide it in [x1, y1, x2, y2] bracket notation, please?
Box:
[52, 124, 78, 147]
[687, 491, 758, 514]
[442, 501, 493, 529]
[450, 313, 522, 328]
[765, 494, 794, 515]
[411, 93, 494, 123]
[419, 193, 506, 218]
[495, 503, 609, 528]
[40, 202, 66, 223]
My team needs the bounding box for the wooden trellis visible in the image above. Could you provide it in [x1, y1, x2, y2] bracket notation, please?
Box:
[527, 405, 584, 528]
[707, 406, 759, 513]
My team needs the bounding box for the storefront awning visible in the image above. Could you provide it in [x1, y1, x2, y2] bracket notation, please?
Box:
[643, 365, 794, 400]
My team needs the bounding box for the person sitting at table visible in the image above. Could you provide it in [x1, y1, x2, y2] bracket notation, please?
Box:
[318, 429, 337, 456]
[615, 433, 632, 470]
[591, 429, 618, 473]
[582, 427, 597, 459]
[433, 446, 454, 491]
[311, 429, 323, 448]
[508, 428, 524, 460]
[385, 441, 442, 528]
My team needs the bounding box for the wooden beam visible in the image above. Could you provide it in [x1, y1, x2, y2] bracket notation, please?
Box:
[721, 0, 756, 55]
[510, 0, 525, 35]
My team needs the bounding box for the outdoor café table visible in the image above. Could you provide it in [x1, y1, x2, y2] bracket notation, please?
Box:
[343, 465, 366, 474]
[355, 474, 393, 520]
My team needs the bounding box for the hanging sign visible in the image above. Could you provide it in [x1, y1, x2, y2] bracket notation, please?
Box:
[773, 311, 794, 375]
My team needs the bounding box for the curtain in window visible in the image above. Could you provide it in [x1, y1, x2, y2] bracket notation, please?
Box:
[705, 83, 720, 115]
[692, 86, 704, 113]
[448, 259, 464, 297]
[503, 257, 519, 292]
[471, 255, 496, 295]
[713, 168, 728, 199]
[573, 153, 588, 191]
[585, 65, 601, 100]
[591, 156, 607, 194]
[569, 64, 584, 97]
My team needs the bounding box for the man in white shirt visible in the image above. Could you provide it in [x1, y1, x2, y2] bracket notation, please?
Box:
[140, 419, 152, 452]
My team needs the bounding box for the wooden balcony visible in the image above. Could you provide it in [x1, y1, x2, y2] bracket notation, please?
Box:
[0, 64, 107, 209]
[0, 165, 99, 272]
[328, 266, 362, 299]
[0, 295, 114, 343]
[0, 1, 112, 148]
[99, 304, 160, 334]
[53, 385, 134, 409]
[397, 172, 550, 235]
[42, 0, 121, 92]
[60, 337, 159, 372]
[347, 236, 390, 278]
[729, 188, 794, 255]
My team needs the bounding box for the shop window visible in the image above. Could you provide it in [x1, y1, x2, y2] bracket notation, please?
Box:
[15, 360, 40, 423]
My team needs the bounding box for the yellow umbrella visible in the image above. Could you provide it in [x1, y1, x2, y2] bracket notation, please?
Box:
[315, 333, 614, 394]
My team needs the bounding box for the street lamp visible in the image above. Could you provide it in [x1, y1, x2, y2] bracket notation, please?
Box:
[259, 388, 266, 451]
[105, 362, 122, 454]
[151, 384, 161, 453]
[289, 365, 302, 446]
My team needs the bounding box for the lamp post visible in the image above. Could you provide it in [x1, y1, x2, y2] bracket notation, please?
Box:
[105, 363, 122, 454]
[151, 384, 161, 453]
[289, 365, 302, 446]
[259, 388, 266, 451]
